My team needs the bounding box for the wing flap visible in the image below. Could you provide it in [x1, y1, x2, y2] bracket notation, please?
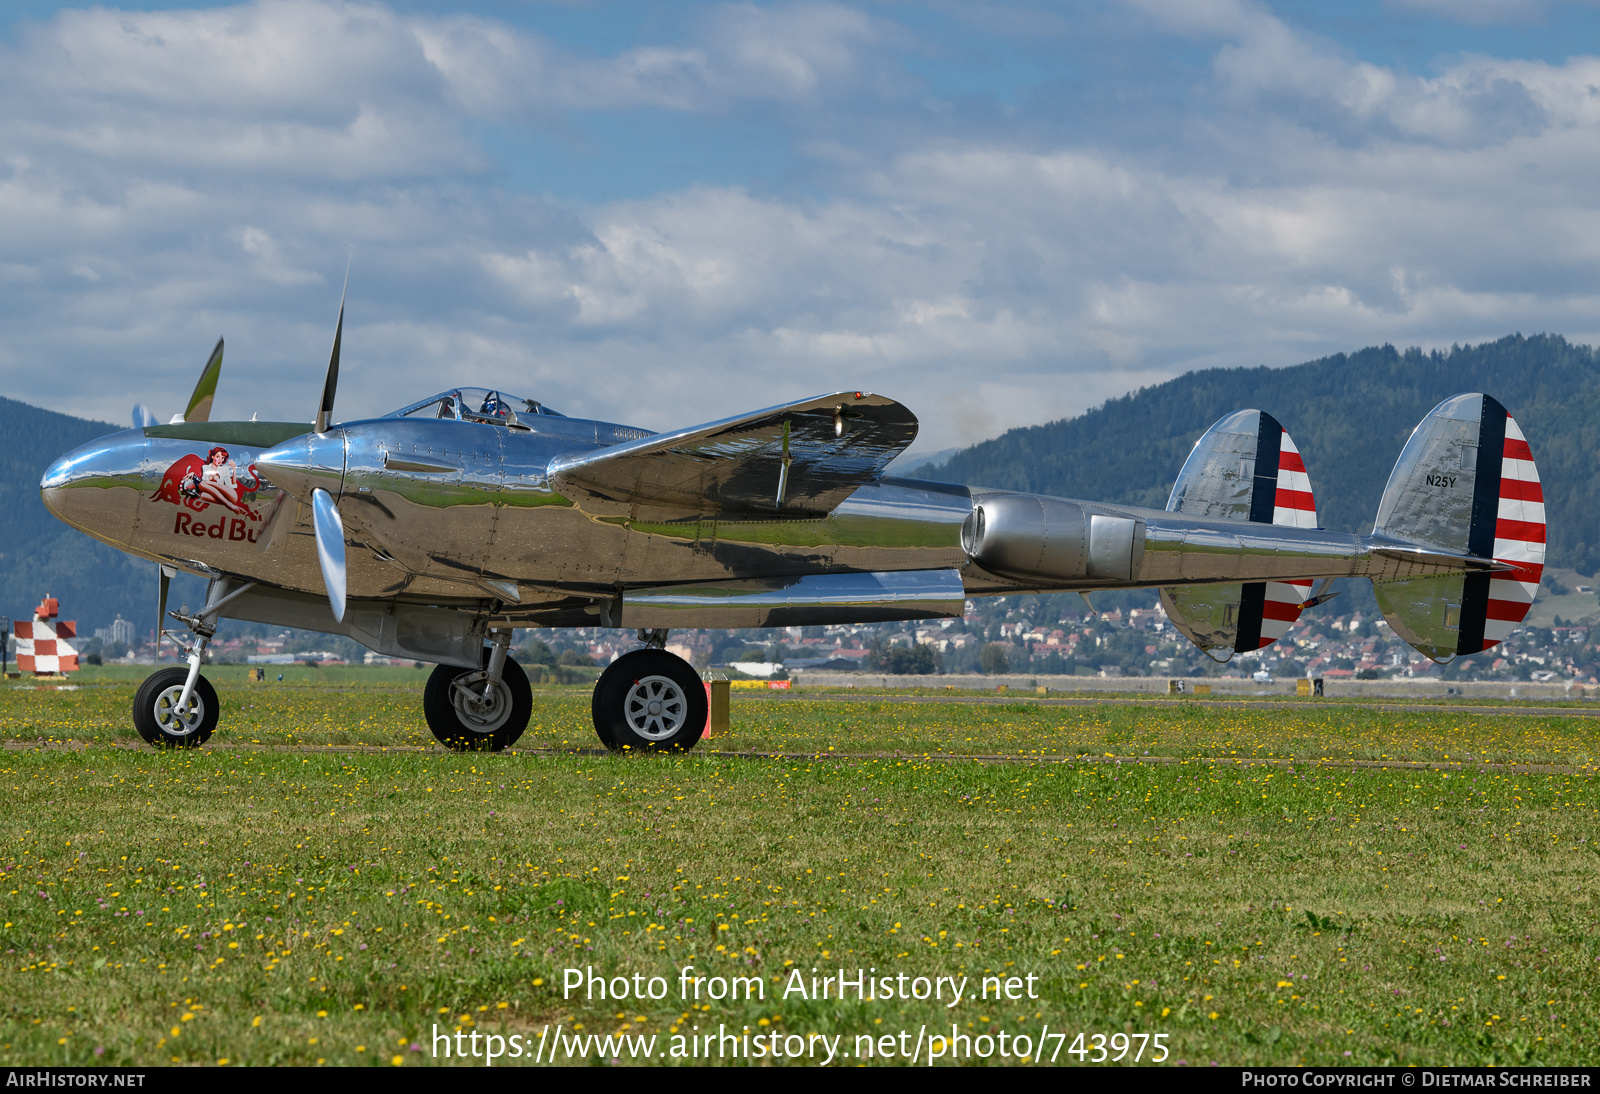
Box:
[548, 392, 917, 519]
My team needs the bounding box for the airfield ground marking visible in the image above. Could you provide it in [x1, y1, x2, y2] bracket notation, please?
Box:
[16, 681, 1597, 720]
[785, 692, 1600, 718]
[689, 749, 1595, 775]
[3, 736, 1591, 774]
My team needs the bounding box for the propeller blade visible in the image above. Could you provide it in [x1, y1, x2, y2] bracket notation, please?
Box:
[255, 491, 299, 554]
[132, 404, 157, 429]
[310, 488, 346, 622]
[156, 564, 174, 654]
[314, 262, 349, 434]
[1297, 577, 1343, 611]
[183, 338, 224, 423]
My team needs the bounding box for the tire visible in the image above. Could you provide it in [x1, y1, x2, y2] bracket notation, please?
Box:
[591, 649, 707, 753]
[132, 668, 218, 749]
[423, 658, 532, 752]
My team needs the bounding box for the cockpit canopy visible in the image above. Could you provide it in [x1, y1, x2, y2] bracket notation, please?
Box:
[386, 388, 566, 429]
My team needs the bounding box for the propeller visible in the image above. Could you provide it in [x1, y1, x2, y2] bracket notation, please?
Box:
[309, 262, 352, 620]
[311, 487, 346, 623]
[156, 564, 174, 653]
[258, 258, 351, 622]
[178, 339, 224, 424]
[314, 263, 348, 434]
[132, 404, 157, 429]
[254, 491, 298, 554]
[1297, 577, 1343, 611]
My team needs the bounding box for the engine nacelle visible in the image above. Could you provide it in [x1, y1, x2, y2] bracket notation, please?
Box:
[961, 494, 1142, 583]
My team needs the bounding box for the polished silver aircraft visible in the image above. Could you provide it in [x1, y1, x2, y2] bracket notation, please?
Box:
[40, 299, 1547, 752]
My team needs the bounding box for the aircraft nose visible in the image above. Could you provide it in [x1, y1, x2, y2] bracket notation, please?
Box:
[40, 452, 74, 493]
[39, 428, 149, 537]
[40, 452, 77, 523]
[43, 430, 146, 493]
[256, 429, 347, 502]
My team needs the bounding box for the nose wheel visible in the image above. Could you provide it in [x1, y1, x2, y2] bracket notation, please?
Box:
[423, 657, 532, 751]
[133, 667, 218, 748]
[592, 648, 707, 752]
[131, 571, 253, 749]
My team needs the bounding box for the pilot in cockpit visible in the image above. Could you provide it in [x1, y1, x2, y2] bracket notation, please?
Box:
[480, 391, 513, 420]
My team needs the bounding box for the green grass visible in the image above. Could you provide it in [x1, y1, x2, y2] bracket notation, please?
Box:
[0, 670, 1595, 1066]
[7, 666, 1600, 766]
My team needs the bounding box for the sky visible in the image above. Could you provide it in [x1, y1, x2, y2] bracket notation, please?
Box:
[4, 0, 1600, 455]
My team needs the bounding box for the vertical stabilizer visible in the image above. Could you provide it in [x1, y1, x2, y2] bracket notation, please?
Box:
[1371, 394, 1544, 660]
[1160, 410, 1319, 656]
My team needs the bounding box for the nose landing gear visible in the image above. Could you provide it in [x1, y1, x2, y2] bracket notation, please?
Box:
[133, 570, 253, 749]
[132, 667, 218, 748]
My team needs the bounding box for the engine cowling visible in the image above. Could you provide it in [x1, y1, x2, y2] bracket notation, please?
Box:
[961, 494, 1141, 583]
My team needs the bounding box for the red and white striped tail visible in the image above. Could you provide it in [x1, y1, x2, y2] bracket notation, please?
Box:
[1371, 393, 1545, 662]
[1162, 409, 1327, 656]
[1257, 429, 1317, 648]
[14, 620, 80, 675]
[1272, 430, 1318, 529]
[1482, 414, 1545, 648]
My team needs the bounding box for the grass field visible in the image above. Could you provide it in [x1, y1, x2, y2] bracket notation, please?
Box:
[0, 667, 1595, 1066]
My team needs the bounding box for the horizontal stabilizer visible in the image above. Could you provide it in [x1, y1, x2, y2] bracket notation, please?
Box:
[549, 392, 917, 520]
[1368, 543, 1514, 572]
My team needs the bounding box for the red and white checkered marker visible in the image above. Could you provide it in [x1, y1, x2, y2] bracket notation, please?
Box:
[13, 596, 80, 675]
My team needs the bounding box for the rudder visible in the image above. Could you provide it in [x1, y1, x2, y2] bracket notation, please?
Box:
[1371, 394, 1544, 660]
[1160, 409, 1319, 656]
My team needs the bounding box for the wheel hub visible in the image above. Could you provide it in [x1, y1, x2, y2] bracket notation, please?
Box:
[624, 675, 689, 741]
[153, 686, 204, 737]
[450, 672, 512, 734]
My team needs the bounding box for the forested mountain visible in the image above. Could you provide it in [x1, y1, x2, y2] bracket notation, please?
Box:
[912, 335, 1600, 576]
[0, 398, 156, 637]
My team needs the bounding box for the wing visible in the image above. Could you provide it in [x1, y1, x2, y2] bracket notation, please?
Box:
[548, 392, 918, 520]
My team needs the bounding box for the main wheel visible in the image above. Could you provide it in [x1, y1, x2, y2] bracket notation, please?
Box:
[423, 658, 532, 752]
[592, 649, 707, 753]
[132, 667, 218, 749]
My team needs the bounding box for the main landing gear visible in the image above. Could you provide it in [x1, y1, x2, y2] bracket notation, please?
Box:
[590, 630, 706, 753]
[422, 629, 532, 752]
[131, 582, 697, 756]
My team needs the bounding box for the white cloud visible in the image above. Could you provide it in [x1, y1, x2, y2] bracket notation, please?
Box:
[1385, 0, 1550, 26]
[413, 0, 902, 116]
[3, 0, 1600, 458]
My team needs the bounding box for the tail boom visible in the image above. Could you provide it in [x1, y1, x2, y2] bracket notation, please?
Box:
[967, 503, 1509, 589]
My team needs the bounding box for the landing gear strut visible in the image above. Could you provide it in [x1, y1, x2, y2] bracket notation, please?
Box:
[422, 629, 532, 751]
[591, 636, 706, 753]
[132, 571, 255, 749]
